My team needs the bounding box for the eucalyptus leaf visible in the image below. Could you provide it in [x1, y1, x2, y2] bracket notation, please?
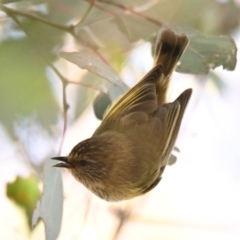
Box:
[32, 160, 63, 240]
[93, 83, 130, 120]
[168, 154, 177, 166]
[60, 51, 128, 91]
[174, 27, 237, 74]
[93, 92, 112, 120]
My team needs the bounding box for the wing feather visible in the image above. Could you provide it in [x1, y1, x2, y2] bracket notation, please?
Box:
[154, 89, 192, 162]
[103, 65, 163, 121]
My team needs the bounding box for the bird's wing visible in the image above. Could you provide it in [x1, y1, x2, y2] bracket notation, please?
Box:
[151, 88, 192, 162]
[92, 65, 162, 136]
[103, 64, 163, 121]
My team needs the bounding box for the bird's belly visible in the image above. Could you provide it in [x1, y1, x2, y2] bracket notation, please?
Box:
[86, 167, 159, 201]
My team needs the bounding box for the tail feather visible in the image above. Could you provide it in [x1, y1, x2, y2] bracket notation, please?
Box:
[154, 30, 189, 105]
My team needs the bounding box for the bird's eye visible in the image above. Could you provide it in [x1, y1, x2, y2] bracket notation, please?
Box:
[79, 159, 88, 167]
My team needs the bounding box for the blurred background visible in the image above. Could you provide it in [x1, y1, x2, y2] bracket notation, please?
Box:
[0, 0, 240, 239]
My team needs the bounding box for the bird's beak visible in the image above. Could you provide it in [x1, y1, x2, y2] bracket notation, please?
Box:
[51, 156, 72, 168]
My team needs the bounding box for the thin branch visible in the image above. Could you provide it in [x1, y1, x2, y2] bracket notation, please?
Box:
[2, 5, 74, 34]
[74, 0, 95, 27]
[2, 5, 98, 51]
[59, 81, 68, 155]
[67, 79, 107, 94]
[48, 64, 69, 154]
[96, 0, 166, 27]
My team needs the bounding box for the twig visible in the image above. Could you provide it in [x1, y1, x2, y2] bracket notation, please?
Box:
[96, 0, 166, 27]
[1, 5, 99, 51]
[2, 5, 74, 34]
[59, 81, 68, 154]
[74, 0, 95, 27]
[48, 64, 69, 154]
[67, 79, 107, 94]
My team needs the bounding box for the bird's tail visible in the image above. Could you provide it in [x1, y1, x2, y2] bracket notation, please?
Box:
[154, 30, 189, 105]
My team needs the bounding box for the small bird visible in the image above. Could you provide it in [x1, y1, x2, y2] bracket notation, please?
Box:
[52, 29, 192, 201]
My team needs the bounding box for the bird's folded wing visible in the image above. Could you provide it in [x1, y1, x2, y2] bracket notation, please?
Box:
[153, 88, 192, 161]
[103, 64, 163, 121]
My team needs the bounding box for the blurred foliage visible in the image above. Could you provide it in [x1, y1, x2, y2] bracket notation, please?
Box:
[0, 38, 59, 137]
[7, 176, 40, 227]
[0, 0, 239, 239]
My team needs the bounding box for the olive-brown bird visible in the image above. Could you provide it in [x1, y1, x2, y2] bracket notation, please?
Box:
[52, 29, 192, 201]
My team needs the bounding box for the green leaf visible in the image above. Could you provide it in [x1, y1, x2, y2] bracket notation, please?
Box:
[32, 160, 63, 240]
[173, 28, 237, 74]
[93, 92, 112, 120]
[168, 154, 177, 166]
[93, 83, 129, 120]
[7, 176, 41, 227]
[60, 51, 128, 90]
